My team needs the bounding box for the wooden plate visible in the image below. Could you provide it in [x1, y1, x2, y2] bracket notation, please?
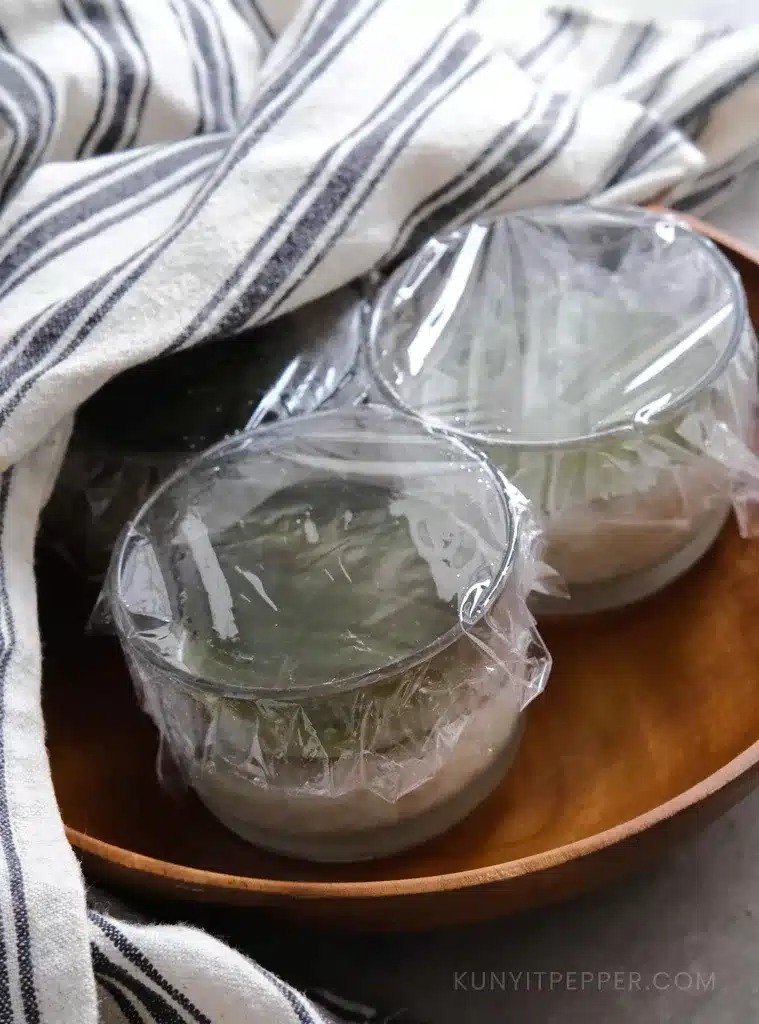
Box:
[43, 217, 759, 932]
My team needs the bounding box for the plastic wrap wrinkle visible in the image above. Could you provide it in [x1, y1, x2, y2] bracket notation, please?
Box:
[366, 205, 759, 612]
[43, 286, 368, 582]
[104, 406, 550, 861]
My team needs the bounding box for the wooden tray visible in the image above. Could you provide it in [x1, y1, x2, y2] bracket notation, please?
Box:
[43, 217, 759, 932]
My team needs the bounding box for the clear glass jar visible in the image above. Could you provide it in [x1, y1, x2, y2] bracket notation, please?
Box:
[43, 287, 366, 582]
[367, 206, 759, 615]
[104, 406, 550, 862]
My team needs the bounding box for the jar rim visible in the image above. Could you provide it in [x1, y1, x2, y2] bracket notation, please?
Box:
[107, 405, 521, 701]
[367, 204, 747, 452]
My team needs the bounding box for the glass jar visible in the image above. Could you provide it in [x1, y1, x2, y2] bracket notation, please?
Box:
[43, 287, 366, 582]
[366, 206, 759, 615]
[104, 405, 550, 862]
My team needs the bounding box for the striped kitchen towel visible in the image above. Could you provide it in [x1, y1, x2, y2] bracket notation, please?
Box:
[0, 1, 758, 1021]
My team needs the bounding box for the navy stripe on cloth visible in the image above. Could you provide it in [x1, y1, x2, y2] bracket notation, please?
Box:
[98, 977, 146, 1024]
[258, 964, 322, 1024]
[517, 9, 573, 68]
[91, 913, 211, 1024]
[0, 146, 151, 254]
[166, 20, 486, 345]
[0, 473, 39, 1024]
[0, 135, 222, 304]
[69, 0, 150, 156]
[232, 0, 276, 45]
[0, 30, 56, 202]
[0, 0, 382, 426]
[383, 11, 581, 265]
[92, 944, 193, 1024]
[187, 0, 239, 128]
[390, 90, 567, 263]
[64, 0, 111, 158]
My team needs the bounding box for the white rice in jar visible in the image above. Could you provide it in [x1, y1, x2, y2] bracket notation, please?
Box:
[106, 405, 550, 861]
[367, 205, 759, 614]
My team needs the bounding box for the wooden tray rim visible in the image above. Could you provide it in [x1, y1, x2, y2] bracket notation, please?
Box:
[66, 730, 759, 900]
[64, 212, 759, 903]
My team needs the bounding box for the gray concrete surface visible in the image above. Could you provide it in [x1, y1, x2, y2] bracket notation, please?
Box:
[231, 789, 756, 1023]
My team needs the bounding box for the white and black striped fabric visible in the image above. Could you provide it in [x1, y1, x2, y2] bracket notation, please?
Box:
[0, 1, 758, 1021]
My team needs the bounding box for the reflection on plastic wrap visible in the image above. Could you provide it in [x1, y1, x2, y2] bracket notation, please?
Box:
[366, 205, 759, 614]
[102, 406, 551, 862]
[43, 287, 367, 582]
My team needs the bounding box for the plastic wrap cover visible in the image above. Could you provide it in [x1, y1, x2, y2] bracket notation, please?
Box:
[44, 286, 367, 581]
[366, 206, 759, 597]
[104, 405, 551, 861]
